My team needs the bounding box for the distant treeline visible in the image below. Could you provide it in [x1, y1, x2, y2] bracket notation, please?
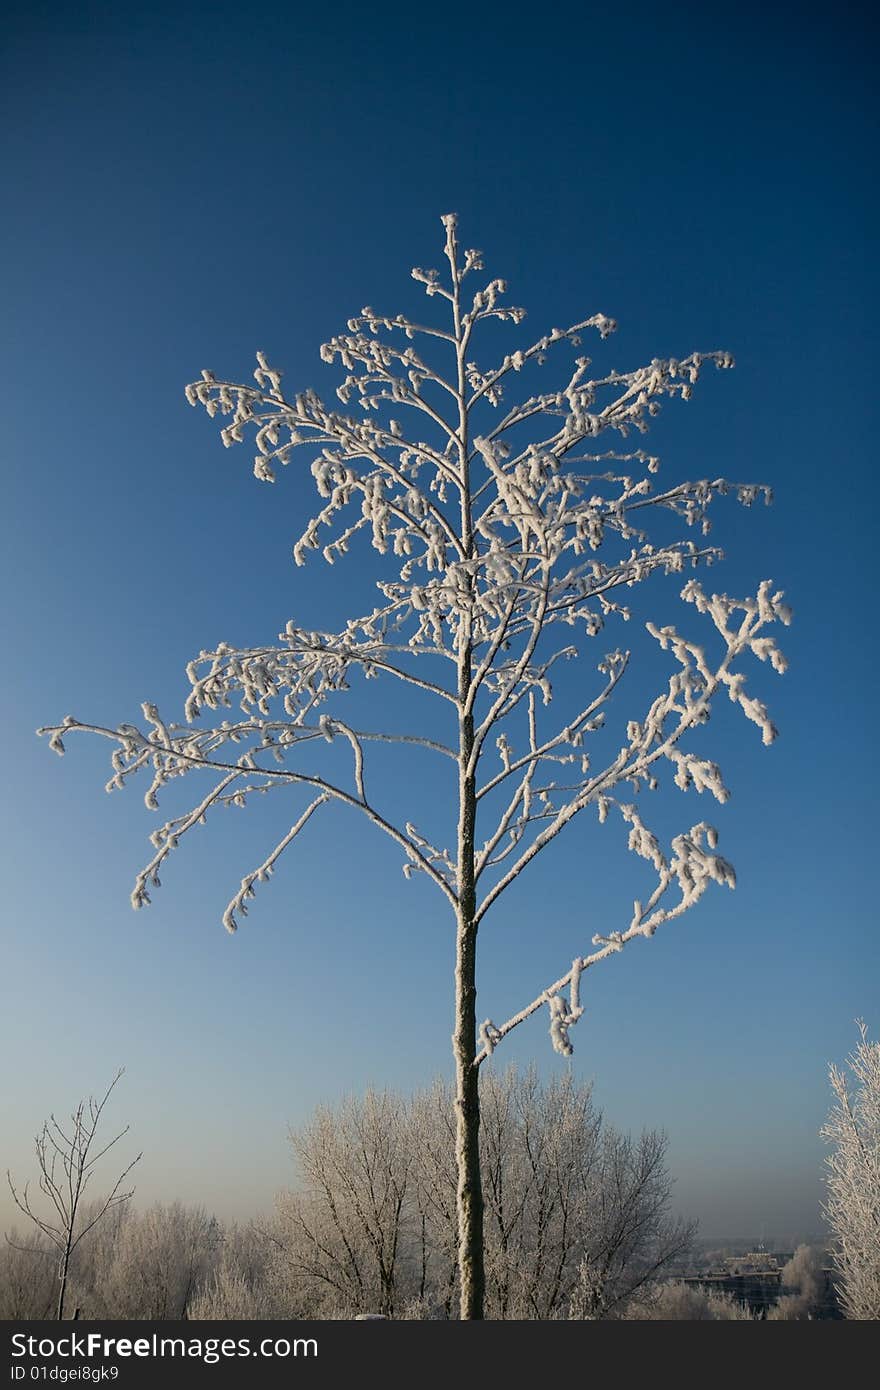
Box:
[1, 1072, 827, 1321]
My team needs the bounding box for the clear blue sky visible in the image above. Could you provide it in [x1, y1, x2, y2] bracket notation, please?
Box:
[2, 0, 876, 1242]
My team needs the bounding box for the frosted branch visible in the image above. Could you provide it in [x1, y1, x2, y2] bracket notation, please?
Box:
[474, 578, 788, 924]
[475, 821, 736, 1065]
[223, 795, 329, 932]
[38, 718, 459, 914]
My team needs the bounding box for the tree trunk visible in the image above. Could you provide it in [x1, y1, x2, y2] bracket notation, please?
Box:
[454, 912, 484, 1318]
[56, 1249, 70, 1320]
[452, 217, 483, 1319]
[454, 703, 484, 1319]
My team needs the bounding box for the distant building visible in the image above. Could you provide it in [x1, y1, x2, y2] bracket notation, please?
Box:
[722, 1248, 786, 1276]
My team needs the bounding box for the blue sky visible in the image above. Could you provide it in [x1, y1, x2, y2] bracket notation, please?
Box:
[2, 1, 876, 1241]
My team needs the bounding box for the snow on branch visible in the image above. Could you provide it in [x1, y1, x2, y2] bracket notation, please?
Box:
[222, 794, 328, 933]
[476, 819, 736, 1066]
[39, 213, 787, 1016]
[37, 714, 460, 920]
[473, 575, 788, 929]
[472, 569, 789, 1062]
[181, 218, 765, 674]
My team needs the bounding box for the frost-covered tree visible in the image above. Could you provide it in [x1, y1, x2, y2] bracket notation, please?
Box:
[270, 1071, 689, 1320]
[766, 1243, 825, 1320]
[0, 1227, 57, 1320]
[624, 1280, 755, 1320]
[420, 1069, 692, 1320]
[275, 1090, 414, 1318]
[39, 215, 788, 1319]
[82, 1201, 221, 1320]
[188, 1264, 264, 1321]
[821, 1022, 880, 1319]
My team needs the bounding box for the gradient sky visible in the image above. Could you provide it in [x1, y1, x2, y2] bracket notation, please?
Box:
[2, 1, 876, 1243]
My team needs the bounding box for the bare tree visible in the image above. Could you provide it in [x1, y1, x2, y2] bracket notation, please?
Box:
[6, 1070, 141, 1319]
[821, 1021, 880, 1319]
[39, 215, 788, 1317]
